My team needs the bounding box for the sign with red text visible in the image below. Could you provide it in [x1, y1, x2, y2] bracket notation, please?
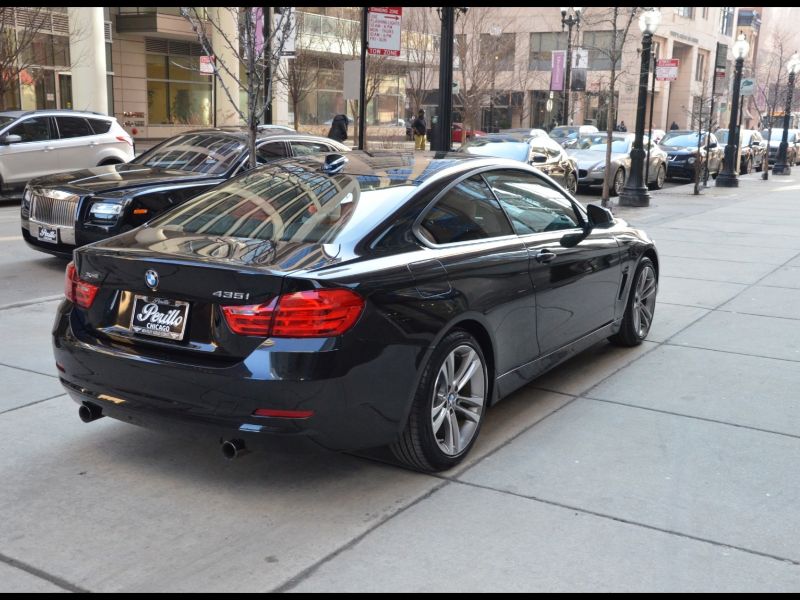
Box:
[367, 7, 402, 56]
[199, 55, 215, 74]
[656, 58, 680, 81]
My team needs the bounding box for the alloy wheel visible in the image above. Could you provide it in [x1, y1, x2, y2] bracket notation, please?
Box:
[430, 345, 486, 456]
[632, 264, 657, 338]
[614, 169, 625, 194]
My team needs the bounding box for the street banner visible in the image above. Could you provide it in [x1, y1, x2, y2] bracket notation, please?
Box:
[571, 68, 586, 91]
[655, 58, 679, 81]
[550, 50, 566, 91]
[343, 60, 360, 100]
[274, 8, 296, 58]
[367, 7, 402, 56]
[572, 47, 588, 69]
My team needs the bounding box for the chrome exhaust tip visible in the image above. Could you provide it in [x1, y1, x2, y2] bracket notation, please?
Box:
[221, 439, 248, 460]
[78, 402, 104, 423]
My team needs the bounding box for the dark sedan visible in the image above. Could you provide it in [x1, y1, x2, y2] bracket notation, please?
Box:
[715, 128, 767, 173]
[761, 128, 800, 166]
[659, 130, 724, 181]
[21, 129, 349, 257]
[54, 151, 658, 472]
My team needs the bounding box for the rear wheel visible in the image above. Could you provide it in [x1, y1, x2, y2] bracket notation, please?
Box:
[609, 257, 657, 347]
[391, 330, 488, 472]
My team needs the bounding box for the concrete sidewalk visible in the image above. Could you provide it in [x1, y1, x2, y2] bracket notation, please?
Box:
[2, 172, 800, 592]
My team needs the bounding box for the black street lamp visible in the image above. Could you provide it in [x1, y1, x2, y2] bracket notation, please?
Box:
[773, 51, 800, 175]
[619, 8, 661, 207]
[560, 6, 582, 126]
[717, 34, 751, 187]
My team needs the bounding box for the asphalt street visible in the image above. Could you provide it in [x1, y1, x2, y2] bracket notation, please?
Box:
[1, 172, 800, 592]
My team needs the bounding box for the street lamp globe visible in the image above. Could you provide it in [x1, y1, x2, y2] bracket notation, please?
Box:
[733, 33, 750, 60]
[787, 52, 800, 75]
[638, 8, 661, 35]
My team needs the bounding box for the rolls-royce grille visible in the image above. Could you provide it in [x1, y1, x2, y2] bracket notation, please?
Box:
[30, 192, 79, 228]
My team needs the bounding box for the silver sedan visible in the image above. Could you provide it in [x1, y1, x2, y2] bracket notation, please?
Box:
[567, 133, 668, 196]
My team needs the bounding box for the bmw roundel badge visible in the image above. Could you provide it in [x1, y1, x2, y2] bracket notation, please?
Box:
[145, 269, 159, 290]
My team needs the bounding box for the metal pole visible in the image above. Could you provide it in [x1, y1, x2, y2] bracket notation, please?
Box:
[645, 52, 656, 185]
[773, 70, 795, 175]
[703, 44, 722, 186]
[716, 56, 745, 186]
[564, 22, 572, 125]
[619, 30, 653, 207]
[263, 6, 272, 125]
[358, 7, 368, 150]
[435, 7, 455, 152]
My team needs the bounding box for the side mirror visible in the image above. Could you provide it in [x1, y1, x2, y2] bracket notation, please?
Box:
[708, 141, 718, 149]
[0, 134, 22, 145]
[587, 203, 614, 227]
[531, 153, 547, 163]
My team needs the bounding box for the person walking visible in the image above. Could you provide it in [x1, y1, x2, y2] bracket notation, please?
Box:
[670, 120, 679, 130]
[412, 109, 427, 151]
[327, 114, 349, 143]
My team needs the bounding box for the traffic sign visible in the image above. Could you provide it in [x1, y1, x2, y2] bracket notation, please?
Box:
[740, 78, 755, 97]
[367, 7, 402, 57]
[656, 58, 679, 81]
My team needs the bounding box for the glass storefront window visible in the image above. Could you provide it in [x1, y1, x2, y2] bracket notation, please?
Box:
[147, 51, 213, 126]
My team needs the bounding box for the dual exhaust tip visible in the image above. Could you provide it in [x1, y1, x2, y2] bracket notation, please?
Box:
[78, 402, 249, 460]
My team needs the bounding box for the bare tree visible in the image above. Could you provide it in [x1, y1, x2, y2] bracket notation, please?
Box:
[274, 12, 323, 131]
[402, 7, 438, 117]
[580, 7, 639, 206]
[0, 8, 51, 110]
[182, 7, 295, 168]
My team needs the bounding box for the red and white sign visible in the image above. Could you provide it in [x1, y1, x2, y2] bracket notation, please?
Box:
[199, 55, 215, 75]
[655, 58, 680, 81]
[367, 7, 402, 57]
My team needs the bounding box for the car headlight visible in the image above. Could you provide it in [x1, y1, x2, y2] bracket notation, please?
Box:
[687, 157, 696, 164]
[21, 187, 32, 219]
[89, 202, 123, 220]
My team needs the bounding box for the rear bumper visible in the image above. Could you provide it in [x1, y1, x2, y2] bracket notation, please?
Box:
[53, 301, 421, 451]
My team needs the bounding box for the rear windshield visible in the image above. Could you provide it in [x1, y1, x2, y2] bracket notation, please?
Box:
[131, 133, 245, 174]
[149, 164, 416, 245]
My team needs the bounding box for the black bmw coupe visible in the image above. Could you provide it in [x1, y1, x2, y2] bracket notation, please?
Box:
[21, 129, 349, 257]
[54, 151, 658, 472]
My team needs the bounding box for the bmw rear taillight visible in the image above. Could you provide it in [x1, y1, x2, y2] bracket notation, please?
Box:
[64, 262, 99, 308]
[221, 289, 364, 338]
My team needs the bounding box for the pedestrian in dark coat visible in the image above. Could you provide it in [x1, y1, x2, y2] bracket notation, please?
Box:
[670, 120, 679, 130]
[618, 120, 627, 132]
[328, 114, 349, 143]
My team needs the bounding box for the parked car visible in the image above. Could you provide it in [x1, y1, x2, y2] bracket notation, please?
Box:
[567, 133, 668, 194]
[323, 115, 354, 126]
[451, 122, 486, 144]
[21, 129, 349, 257]
[0, 109, 134, 197]
[462, 134, 579, 194]
[659, 130, 724, 181]
[761, 128, 800, 166]
[499, 127, 550, 140]
[257, 124, 296, 133]
[550, 125, 599, 148]
[55, 150, 658, 472]
[715, 128, 767, 173]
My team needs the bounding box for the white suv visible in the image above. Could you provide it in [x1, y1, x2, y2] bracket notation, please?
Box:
[0, 110, 134, 196]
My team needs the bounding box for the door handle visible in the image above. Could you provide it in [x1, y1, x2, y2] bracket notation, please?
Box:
[90, 141, 99, 146]
[535, 249, 557, 263]
[44, 146, 55, 152]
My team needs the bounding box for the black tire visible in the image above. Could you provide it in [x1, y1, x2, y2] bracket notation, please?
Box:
[609, 257, 657, 347]
[741, 157, 751, 174]
[564, 172, 578, 195]
[649, 163, 666, 190]
[609, 168, 625, 197]
[391, 329, 489, 472]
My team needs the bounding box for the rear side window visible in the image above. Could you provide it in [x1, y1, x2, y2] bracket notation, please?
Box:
[56, 117, 93, 139]
[8, 117, 51, 142]
[482, 170, 581, 235]
[87, 118, 113, 134]
[419, 175, 513, 245]
[290, 140, 332, 156]
[256, 141, 289, 162]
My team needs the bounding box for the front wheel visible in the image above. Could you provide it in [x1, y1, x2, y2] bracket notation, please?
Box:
[391, 330, 488, 472]
[649, 164, 666, 190]
[564, 172, 578, 195]
[609, 168, 625, 197]
[609, 257, 657, 347]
